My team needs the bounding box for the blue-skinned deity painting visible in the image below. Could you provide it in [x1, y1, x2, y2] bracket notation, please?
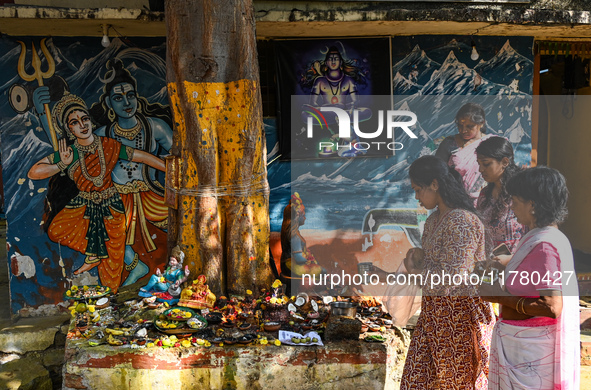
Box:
[0, 36, 170, 315]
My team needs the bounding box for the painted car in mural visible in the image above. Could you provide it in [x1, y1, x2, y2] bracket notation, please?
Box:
[0, 36, 169, 314]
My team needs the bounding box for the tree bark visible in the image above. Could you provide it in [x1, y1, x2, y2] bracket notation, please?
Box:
[165, 0, 273, 296]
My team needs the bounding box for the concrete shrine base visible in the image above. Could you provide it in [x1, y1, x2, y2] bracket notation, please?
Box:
[63, 331, 408, 390]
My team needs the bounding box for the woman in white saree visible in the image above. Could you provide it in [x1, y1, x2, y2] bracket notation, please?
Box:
[480, 166, 579, 390]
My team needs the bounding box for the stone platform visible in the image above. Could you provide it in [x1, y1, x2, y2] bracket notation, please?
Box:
[63, 332, 407, 390]
[0, 314, 70, 390]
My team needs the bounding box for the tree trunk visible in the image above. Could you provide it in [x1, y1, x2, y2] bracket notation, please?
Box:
[165, 0, 273, 296]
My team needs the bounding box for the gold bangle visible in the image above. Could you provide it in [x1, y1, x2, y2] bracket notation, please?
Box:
[516, 297, 525, 314]
[56, 160, 67, 171]
[521, 298, 527, 315]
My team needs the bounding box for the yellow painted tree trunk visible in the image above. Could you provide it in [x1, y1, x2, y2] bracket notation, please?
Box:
[165, 0, 273, 296]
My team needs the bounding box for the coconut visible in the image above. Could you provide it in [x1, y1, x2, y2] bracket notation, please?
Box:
[96, 297, 109, 309]
[311, 300, 318, 312]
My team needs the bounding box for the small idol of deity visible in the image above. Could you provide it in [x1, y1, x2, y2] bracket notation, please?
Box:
[140, 246, 189, 299]
[178, 274, 217, 310]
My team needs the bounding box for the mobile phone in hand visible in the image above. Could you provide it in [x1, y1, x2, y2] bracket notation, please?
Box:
[492, 243, 511, 256]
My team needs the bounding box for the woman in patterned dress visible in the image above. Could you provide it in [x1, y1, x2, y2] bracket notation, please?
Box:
[400, 155, 496, 390]
[475, 137, 527, 261]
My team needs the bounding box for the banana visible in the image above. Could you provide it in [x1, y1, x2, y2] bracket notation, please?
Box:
[107, 334, 123, 346]
[105, 328, 124, 336]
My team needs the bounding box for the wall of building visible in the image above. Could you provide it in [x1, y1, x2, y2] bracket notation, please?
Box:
[0, 31, 535, 317]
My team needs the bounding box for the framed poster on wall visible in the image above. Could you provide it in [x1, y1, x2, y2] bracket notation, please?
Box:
[276, 38, 392, 159]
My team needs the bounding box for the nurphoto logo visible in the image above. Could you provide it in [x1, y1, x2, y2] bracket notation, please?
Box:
[305, 107, 418, 153]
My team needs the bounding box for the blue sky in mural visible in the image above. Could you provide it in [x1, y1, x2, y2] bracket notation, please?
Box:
[0, 36, 167, 312]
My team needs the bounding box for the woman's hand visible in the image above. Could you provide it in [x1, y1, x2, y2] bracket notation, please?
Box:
[28, 138, 73, 180]
[58, 138, 73, 165]
[404, 248, 425, 274]
[492, 254, 512, 267]
[155, 268, 162, 276]
[184, 265, 190, 276]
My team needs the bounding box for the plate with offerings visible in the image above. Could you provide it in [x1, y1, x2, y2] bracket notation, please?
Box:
[64, 285, 111, 301]
[163, 307, 197, 321]
[154, 312, 208, 334]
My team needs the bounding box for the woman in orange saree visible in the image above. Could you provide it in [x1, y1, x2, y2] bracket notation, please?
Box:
[28, 91, 164, 292]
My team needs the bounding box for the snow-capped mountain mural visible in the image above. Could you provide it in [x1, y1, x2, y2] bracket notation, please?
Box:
[65, 38, 167, 105]
[428, 38, 475, 65]
[474, 39, 534, 95]
[0, 35, 170, 315]
[391, 36, 533, 164]
[393, 71, 422, 95]
[392, 44, 441, 90]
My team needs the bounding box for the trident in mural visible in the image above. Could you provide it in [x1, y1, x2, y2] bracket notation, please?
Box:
[17, 38, 58, 151]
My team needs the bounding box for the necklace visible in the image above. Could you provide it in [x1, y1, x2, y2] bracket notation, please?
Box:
[328, 79, 342, 104]
[116, 131, 142, 179]
[76, 137, 107, 187]
[113, 120, 142, 140]
[75, 136, 99, 154]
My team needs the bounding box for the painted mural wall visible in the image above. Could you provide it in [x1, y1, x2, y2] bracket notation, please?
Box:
[268, 36, 534, 293]
[0, 34, 534, 315]
[0, 36, 170, 315]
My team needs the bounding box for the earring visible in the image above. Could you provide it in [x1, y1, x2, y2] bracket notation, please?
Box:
[531, 210, 535, 215]
[108, 108, 116, 122]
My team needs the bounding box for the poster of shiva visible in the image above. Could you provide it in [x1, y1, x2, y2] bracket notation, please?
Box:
[275, 38, 391, 159]
[0, 36, 170, 315]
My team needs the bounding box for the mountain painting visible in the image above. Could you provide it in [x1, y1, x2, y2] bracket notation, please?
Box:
[0, 36, 170, 315]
